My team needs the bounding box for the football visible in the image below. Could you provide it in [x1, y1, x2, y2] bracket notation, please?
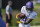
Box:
[18, 13, 25, 19]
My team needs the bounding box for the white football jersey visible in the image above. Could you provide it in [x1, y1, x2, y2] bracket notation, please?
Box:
[20, 6, 37, 22]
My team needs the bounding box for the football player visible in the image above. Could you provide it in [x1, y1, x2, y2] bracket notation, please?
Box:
[16, 1, 37, 27]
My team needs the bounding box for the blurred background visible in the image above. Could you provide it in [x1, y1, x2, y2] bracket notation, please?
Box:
[1, 0, 40, 27]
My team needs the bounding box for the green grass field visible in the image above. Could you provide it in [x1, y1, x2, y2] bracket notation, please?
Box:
[2, 4, 40, 27]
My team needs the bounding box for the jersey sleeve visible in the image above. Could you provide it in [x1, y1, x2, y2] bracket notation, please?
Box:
[28, 13, 37, 19]
[6, 6, 9, 12]
[21, 6, 25, 13]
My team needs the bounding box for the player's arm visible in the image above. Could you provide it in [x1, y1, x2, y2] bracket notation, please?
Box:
[8, 11, 10, 19]
[24, 14, 37, 24]
[7, 7, 10, 19]
[24, 18, 33, 24]
[16, 13, 23, 23]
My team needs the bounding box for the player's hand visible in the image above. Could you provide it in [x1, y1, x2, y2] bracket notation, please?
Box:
[24, 22, 28, 24]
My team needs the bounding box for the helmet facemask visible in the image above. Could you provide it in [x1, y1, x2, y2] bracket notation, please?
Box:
[26, 7, 33, 13]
